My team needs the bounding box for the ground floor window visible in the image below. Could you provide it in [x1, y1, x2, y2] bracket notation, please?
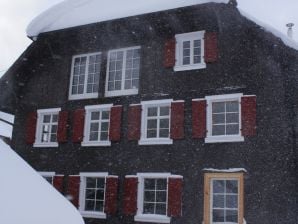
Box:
[204, 173, 244, 224]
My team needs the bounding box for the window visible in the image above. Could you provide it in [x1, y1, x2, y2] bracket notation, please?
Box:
[174, 31, 205, 71]
[204, 173, 244, 224]
[105, 46, 141, 97]
[69, 52, 102, 100]
[135, 173, 171, 223]
[206, 94, 244, 143]
[34, 108, 61, 147]
[79, 173, 108, 219]
[140, 99, 173, 145]
[39, 172, 55, 185]
[82, 104, 112, 146]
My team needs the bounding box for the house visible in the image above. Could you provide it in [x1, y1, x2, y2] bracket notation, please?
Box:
[1, 0, 297, 223]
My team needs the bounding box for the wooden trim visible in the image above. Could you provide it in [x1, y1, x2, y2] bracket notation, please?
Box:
[203, 173, 244, 224]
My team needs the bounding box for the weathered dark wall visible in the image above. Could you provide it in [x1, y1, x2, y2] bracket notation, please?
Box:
[10, 3, 297, 224]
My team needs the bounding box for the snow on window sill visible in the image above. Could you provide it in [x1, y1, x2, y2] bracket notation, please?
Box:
[105, 89, 138, 97]
[80, 211, 106, 219]
[174, 63, 206, 71]
[139, 138, 173, 145]
[81, 141, 111, 147]
[69, 93, 99, 100]
[205, 135, 244, 143]
[134, 214, 170, 223]
[33, 142, 59, 148]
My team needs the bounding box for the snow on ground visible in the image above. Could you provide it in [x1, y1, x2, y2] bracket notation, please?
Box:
[0, 121, 13, 138]
[26, 0, 229, 37]
[0, 111, 14, 124]
[0, 140, 85, 224]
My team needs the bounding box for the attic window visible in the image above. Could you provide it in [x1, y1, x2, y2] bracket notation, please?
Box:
[174, 31, 206, 71]
[69, 52, 102, 100]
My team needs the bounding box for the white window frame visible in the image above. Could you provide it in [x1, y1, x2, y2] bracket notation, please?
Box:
[68, 52, 102, 100]
[174, 31, 206, 71]
[82, 104, 113, 147]
[139, 99, 173, 145]
[135, 173, 171, 224]
[79, 172, 108, 219]
[205, 93, 244, 143]
[39, 172, 55, 185]
[105, 46, 141, 97]
[34, 108, 61, 148]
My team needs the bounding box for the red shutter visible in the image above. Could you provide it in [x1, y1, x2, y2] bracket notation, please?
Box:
[192, 100, 207, 138]
[72, 109, 85, 143]
[67, 175, 80, 208]
[127, 105, 142, 141]
[204, 32, 218, 63]
[123, 177, 138, 215]
[170, 101, 185, 139]
[164, 38, 176, 68]
[109, 106, 122, 141]
[57, 111, 68, 143]
[104, 176, 119, 215]
[53, 175, 64, 193]
[241, 96, 256, 136]
[26, 112, 37, 144]
[168, 177, 183, 217]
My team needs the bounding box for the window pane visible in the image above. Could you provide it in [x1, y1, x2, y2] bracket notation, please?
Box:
[91, 112, 100, 120]
[226, 101, 239, 112]
[183, 41, 190, 49]
[101, 122, 109, 132]
[96, 178, 105, 189]
[159, 129, 169, 138]
[226, 180, 238, 193]
[144, 203, 154, 214]
[144, 191, 155, 202]
[213, 180, 225, 193]
[147, 130, 157, 138]
[43, 115, 51, 123]
[183, 57, 190, 65]
[148, 107, 157, 117]
[50, 134, 56, 142]
[226, 210, 238, 223]
[213, 209, 225, 222]
[226, 195, 238, 208]
[159, 119, 169, 129]
[85, 189, 96, 200]
[90, 123, 99, 132]
[144, 179, 155, 189]
[226, 113, 239, 123]
[85, 200, 95, 211]
[156, 191, 167, 202]
[156, 179, 167, 190]
[213, 102, 225, 113]
[147, 120, 157, 129]
[213, 113, 225, 124]
[52, 115, 58, 122]
[160, 106, 169, 116]
[213, 195, 224, 208]
[86, 178, 96, 188]
[212, 125, 225, 136]
[95, 201, 104, 212]
[102, 111, 110, 120]
[100, 132, 108, 141]
[226, 124, 239, 135]
[96, 189, 105, 200]
[194, 56, 201, 64]
[155, 203, 167, 215]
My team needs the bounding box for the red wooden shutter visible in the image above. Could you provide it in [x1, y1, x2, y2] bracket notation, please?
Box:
[170, 101, 185, 139]
[164, 38, 176, 68]
[241, 96, 256, 136]
[53, 175, 64, 192]
[57, 111, 68, 143]
[192, 100, 207, 138]
[109, 106, 122, 141]
[72, 109, 85, 143]
[127, 105, 142, 141]
[123, 177, 138, 215]
[67, 175, 80, 208]
[104, 176, 119, 215]
[168, 176, 183, 217]
[26, 111, 37, 144]
[204, 32, 218, 63]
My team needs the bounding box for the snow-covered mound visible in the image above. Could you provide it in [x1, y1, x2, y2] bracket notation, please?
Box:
[0, 140, 85, 224]
[26, 0, 229, 37]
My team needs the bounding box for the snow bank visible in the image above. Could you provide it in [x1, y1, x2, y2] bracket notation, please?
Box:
[203, 168, 247, 172]
[0, 140, 85, 224]
[26, 0, 229, 37]
[239, 9, 298, 51]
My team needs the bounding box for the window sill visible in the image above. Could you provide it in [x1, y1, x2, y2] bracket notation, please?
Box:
[69, 93, 99, 100]
[205, 135, 244, 143]
[33, 142, 58, 148]
[174, 63, 206, 71]
[80, 211, 106, 219]
[81, 141, 111, 147]
[105, 89, 138, 97]
[139, 138, 173, 145]
[134, 214, 170, 223]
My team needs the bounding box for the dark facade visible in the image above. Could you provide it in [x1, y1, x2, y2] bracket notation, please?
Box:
[3, 2, 297, 224]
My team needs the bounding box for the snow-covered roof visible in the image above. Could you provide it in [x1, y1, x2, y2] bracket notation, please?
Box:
[26, 0, 229, 37]
[0, 140, 85, 224]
